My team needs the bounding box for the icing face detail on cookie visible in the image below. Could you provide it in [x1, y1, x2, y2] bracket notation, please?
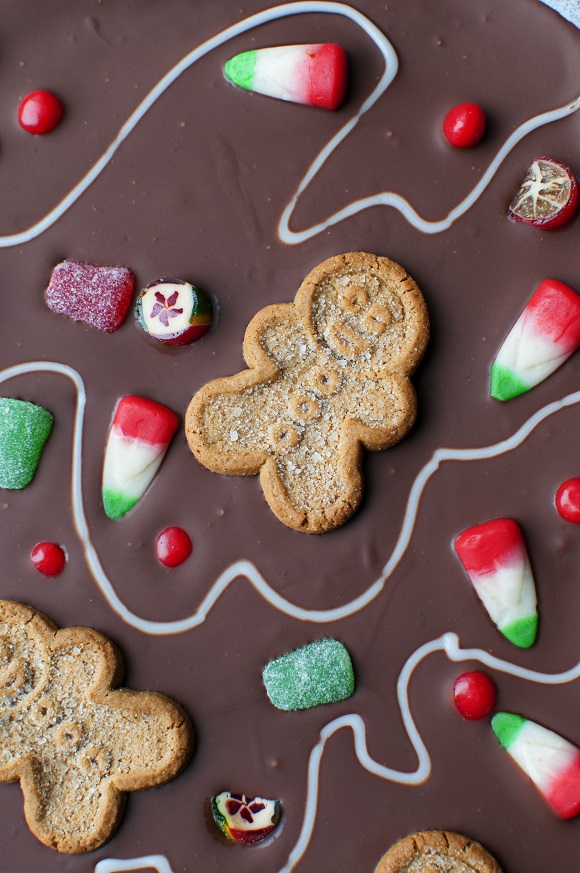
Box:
[0, 600, 192, 853]
[186, 253, 429, 533]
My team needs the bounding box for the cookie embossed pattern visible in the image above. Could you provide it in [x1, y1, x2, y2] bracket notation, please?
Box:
[1, 1, 580, 873]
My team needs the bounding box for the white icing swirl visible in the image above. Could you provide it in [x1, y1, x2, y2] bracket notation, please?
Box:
[3, 360, 580, 635]
[95, 857, 174, 873]
[0, 2, 577, 248]
[94, 632, 580, 872]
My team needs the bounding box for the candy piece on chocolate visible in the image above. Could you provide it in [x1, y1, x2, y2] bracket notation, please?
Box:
[453, 671, 497, 721]
[492, 712, 580, 819]
[102, 396, 179, 519]
[0, 398, 53, 489]
[263, 639, 354, 711]
[555, 478, 580, 523]
[30, 541, 67, 576]
[155, 526, 192, 567]
[490, 279, 580, 401]
[45, 260, 136, 333]
[135, 279, 212, 345]
[18, 89, 63, 134]
[224, 43, 348, 110]
[211, 791, 281, 844]
[508, 156, 578, 230]
[454, 518, 538, 648]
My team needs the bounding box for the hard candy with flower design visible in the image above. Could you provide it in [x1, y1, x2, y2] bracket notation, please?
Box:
[135, 278, 212, 345]
[211, 791, 281, 843]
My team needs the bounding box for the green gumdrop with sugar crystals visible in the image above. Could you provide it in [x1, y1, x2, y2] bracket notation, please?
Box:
[0, 398, 54, 489]
[263, 638, 355, 711]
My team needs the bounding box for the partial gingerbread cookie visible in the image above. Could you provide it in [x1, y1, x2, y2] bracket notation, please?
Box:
[186, 252, 429, 533]
[0, 600, 192, 853]
[375, 830, 504, 873]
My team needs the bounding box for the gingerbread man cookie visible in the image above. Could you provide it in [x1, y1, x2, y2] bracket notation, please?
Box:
[0, 600, 192, 853]
[186, 252, 429, 532]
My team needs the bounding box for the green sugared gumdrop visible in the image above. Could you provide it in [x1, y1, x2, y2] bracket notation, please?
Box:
[0, 398, 54, 489]
[262, 638, 355, 711]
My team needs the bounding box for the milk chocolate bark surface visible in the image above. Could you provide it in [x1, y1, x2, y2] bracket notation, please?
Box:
[1, 1, 579, 871]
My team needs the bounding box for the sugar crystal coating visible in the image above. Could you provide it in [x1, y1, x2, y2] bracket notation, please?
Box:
[0, 398, 53, 489]
[262, 638, 354, 710]
[45, 260, 136, 332]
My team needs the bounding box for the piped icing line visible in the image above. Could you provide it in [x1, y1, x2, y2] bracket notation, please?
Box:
[93, 631, 580, 873]
[95, 858, 174, 873]
[0, 3, 577, 248]
[278, 94, 580, 243]
[0, 2, 395, 248]
[278, 631, 580, 873]
[3, 361, 580, 635]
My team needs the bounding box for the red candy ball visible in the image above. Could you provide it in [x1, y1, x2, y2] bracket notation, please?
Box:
[443, 102, 486, 148]
[453, 671, 496, 720]
[155, 527, 192, 567]
[555, 478, 580, 523]
[18, 90, 63, 134]
[31, 542, 67, 577]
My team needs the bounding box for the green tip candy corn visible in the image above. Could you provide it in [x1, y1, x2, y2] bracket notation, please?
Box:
[490, 279, 580, 401]
[0, 398, 53, 489]
[263, 638, 354, 711]
[492, 712, 580, 819]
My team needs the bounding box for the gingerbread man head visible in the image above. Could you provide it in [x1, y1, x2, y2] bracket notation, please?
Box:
[186, 252, 429, 533]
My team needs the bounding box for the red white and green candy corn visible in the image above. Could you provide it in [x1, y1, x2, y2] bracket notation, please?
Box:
[224, 43, 348, 110]
[492, 712, 580, 819]
[102, 396, 179, 519]
[454, 518, 538, 648]
[490, 279, 580, 401]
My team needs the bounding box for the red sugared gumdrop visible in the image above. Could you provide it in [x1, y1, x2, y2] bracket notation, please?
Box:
[453, 671, 497, 720]
[45, 260, 136, 332]
[18, 90, 63, 134]
[443, 102, 486, 148]
[31, 542, 67, 577]
[155, 527, 192, 568]
[555, 478, 580, 523]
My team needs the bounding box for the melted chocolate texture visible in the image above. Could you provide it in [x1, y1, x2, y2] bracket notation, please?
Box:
[1, 1, 579, 871]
